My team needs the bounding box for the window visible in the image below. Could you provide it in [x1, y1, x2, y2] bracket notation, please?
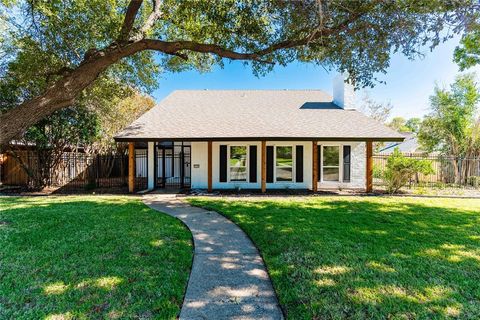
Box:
[230, 146, 247, 181]
[322, 146, 340, 181]
[276, 146, 293, 181]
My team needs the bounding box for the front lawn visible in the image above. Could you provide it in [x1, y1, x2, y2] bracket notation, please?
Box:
[0, 196, 192, 319]
[189, 196, 480, 319]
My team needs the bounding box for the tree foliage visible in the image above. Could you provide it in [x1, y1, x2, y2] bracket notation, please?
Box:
[90, 91, 155, 155]
[388, 117, 422, 133]
[388, 117, 409, 133]
[0, 0, 479, 145]
[382, 148, 434, 194]
[418, 73, 480, 157]
[454, 22, 480, 70]
[405, 117, 422, 133]
[8, 106, 98, 188]
[418, 73, 480, 183]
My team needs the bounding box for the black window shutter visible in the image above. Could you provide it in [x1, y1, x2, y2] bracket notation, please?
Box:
[317, 145, 321, 181]
[249, 145, 257, 182]
[219, 145, 227, 182]
[295, 145, 303, 182]
[343, 145, 351, 182]
[266, 146, 274, 183]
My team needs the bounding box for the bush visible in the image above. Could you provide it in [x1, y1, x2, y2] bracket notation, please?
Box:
[468, 176, 480, 188]
[383, 148, 434, 194]
[373, 165, 384, 179]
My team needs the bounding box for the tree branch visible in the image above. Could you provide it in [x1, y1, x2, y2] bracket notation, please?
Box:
[140, 39, 273, 64]
[0, 2, 370, 146]
[138, 9, 367, 64]
[135, 0, 162, 40]
[45, 66, 74, 83]
[118, 0, 143, 42]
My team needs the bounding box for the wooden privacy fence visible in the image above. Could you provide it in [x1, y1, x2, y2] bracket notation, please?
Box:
[373, 153, 480, 189]
[3, 150, 480, 191]
[0, 150, 148, 192]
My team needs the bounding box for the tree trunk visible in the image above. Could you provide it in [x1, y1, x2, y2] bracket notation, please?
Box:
[0, 42, 146, 146]
[451, 158, 458, 184]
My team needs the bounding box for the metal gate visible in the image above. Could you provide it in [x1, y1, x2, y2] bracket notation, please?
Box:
[155, 142, 191, 189]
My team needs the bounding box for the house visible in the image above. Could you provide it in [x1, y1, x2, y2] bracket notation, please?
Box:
[115, 75, 404, 192]
[379, 133, 421, 154]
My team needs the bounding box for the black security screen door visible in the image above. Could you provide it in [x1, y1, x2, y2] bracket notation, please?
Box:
[155, 142, 191, 189]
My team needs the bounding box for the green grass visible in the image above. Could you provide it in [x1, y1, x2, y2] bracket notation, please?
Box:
[188, 196, 480, 319]
[0, 196, 192, 319]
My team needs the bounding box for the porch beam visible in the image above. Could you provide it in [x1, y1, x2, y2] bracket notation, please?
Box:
[366, 141, 373, 193]
[207, 140, 212, 192]
[261, 140, 266, 193]
[128, 142, 135, 193]
[312, 141, 318, 192]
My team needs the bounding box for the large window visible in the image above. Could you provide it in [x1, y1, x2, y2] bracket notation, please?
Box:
[230, 146, 247, 181]
[322, 146, 340, 181]
[276, 146, 293, 181]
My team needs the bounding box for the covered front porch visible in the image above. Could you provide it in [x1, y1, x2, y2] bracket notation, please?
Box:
[127, 141, 191, 192]
[125, 139, 376, 193]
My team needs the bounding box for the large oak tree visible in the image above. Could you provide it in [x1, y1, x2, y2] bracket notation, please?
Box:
[0, 0, 478, 146]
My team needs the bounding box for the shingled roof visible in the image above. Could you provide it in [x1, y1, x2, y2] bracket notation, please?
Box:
[115, 90, 404, 142]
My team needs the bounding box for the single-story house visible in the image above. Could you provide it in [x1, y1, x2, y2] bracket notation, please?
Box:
[379, 132, 436, 155]
[115, 75, 404, 192]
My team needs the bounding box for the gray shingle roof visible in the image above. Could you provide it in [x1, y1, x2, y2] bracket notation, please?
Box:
[115, 90, 404, 141]
[379, 133, 424, 153]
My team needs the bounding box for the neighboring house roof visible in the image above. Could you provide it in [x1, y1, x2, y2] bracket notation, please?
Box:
[115, 90, 404, 142]
[379, 133, 423, 154]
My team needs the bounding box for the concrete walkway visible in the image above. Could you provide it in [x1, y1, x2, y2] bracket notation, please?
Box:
[143, 194, 283, 320]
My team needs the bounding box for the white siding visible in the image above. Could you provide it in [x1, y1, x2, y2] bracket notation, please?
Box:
[212, 141, 262, 189]
[190, 140, 366, 190]
[191, 142, 208, 189]
[265, 141, 312, 190]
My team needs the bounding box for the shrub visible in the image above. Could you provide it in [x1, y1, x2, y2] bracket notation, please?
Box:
[468, 176, 480, 188]
[373, 165, 384, 179]
[383, 148, 434, 194]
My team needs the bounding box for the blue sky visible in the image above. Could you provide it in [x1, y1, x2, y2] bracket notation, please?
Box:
[152, 36, 479, 120]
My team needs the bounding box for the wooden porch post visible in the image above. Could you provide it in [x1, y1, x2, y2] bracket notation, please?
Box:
[366, 140, 373, 193]
[312, 141, 318, 192]
[261, 140, 266, 193]
[207, 140, 212, 192]
[128, 142, 135, 193]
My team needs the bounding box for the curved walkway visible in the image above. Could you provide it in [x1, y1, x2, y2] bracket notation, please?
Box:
[143, 194, 283, 320]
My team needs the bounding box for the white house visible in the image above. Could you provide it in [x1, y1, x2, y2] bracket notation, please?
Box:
[115, 76, 403, 192]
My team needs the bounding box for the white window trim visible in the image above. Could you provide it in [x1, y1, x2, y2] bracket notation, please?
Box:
[227, 144, 249, 183]
[320, 144, 344, 183]
[274, 145, 295, 183]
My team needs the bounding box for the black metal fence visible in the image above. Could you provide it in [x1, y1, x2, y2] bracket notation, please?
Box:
[4, 149, 479, 192]
[373, 153, 480, 189]
[0, 150, 149, 192]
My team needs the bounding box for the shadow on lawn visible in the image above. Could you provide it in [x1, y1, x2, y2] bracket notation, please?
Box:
[0, 197, 192, 319]
[192, 198, 480, 319]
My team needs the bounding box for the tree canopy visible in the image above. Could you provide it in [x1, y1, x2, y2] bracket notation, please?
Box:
[454, 21, 480, 70]
[418, 73, 480, 159]
[387, 116, 422, 133]
[0, 0, 479, 145]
